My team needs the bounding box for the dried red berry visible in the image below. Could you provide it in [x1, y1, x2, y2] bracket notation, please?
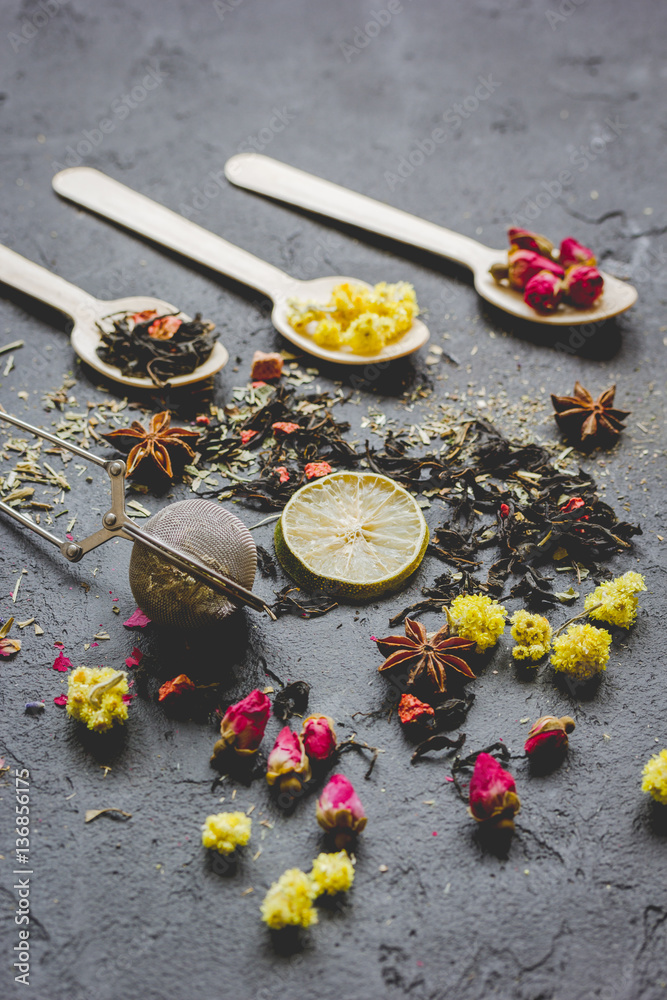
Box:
[398, 693, 435, 726]
[272, 421, 300, 436]
[158, 674, 195, 702]
[304, 461, 332, 480]
[251, 351, 283, 381]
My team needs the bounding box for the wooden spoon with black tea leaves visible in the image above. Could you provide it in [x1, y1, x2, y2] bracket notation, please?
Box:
[0, 244, 228, 388]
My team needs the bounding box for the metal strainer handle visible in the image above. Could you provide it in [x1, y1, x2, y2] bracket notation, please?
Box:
[0, 410, 276, 621]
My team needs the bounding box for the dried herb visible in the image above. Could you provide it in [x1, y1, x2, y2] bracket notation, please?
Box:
[273, 681, 311, 721]
[375, 618, 475, 694]
[194, 385, 639, 612]
[391, 418, 641, 616]
[390, 571, 483, 625]
[84, 808, 132, 824]
[200, 385, 358, 509]
[103, 411, 200, 480]
[411, 731, 466, 763]
[255, 544, 278, 578]
[270, 585, 338, 619]
[551, 382, 630, 448]
[432, 692, 475, 731]
[0, 617, 21, 657]
[97, 310, 217, 387]
[428, 526, 480, 569]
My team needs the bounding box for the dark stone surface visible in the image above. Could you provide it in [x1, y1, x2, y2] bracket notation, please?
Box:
[0, 2, 665, 998]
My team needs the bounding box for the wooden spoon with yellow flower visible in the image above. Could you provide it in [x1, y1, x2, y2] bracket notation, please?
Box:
[103, 411, 200, 480]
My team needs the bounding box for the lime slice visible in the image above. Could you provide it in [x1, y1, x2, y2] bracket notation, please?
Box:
[275, 471, 429, 598]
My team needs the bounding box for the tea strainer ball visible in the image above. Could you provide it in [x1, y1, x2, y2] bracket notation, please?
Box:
[128, 499, 259, 629]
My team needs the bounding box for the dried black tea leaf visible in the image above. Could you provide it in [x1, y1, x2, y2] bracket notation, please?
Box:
[270, 585, 338, 619]
[256, 545, 277, 578]
[97, 310, 218, 387]
[273, 680, 311, 721]
[411, 731, 466, 763]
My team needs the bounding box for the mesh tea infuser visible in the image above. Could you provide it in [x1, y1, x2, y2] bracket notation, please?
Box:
[0, 412, 276, 626]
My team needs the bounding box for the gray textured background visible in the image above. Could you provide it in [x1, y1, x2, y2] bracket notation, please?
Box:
[1, 1, 666, 998]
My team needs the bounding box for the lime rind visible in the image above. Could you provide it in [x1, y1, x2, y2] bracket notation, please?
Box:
[275, 471, 429, 599]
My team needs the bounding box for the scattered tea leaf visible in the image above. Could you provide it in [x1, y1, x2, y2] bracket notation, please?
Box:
[273, 681, 310, 721]
[85, 808, 132, 824]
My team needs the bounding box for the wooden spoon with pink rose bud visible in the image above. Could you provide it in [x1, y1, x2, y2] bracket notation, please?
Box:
[224, 153, 637, 326]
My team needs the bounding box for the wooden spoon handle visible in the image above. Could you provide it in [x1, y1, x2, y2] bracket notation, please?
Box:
[52, 167, 294, 301]
[0, 243, 98, 319]
[225, 153, 497, 273]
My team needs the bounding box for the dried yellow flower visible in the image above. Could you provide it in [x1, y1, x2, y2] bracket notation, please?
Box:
[310, 851, 355, 896]
[260, 869, 318, 929]
[585, 571, 646, 628]
[510, 610, 552, 662]
[641, 749, 667, 806]
[550, 623, 611, 681]
[66, 666, 129, 732]
[448, 594, 507, 653]
[201, 812, 251, 855]
[287, 281, 418, 355]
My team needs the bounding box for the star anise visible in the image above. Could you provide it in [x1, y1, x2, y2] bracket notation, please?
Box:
[103, 411, 200, 479]
[374, 617, 476, 694]
[551, 382, 630, 447]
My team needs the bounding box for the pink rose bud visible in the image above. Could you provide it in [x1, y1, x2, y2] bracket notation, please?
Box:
[468, 752, 521, 831]
[301, 714, 337, 762]
[562, 265, 604, 308]
[490, 249, 564, 290]
[559, 237, 596, 269]
[507, 227, 554, 257]
[266, 726, 311, 794]
[212, 689, 271, 760]
[524, 269, 564, 313]
[525, 715, 575, 758]
[316, 774, 367, 848]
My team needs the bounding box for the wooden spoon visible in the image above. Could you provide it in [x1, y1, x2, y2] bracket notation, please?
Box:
[0, 243, 228, 388]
